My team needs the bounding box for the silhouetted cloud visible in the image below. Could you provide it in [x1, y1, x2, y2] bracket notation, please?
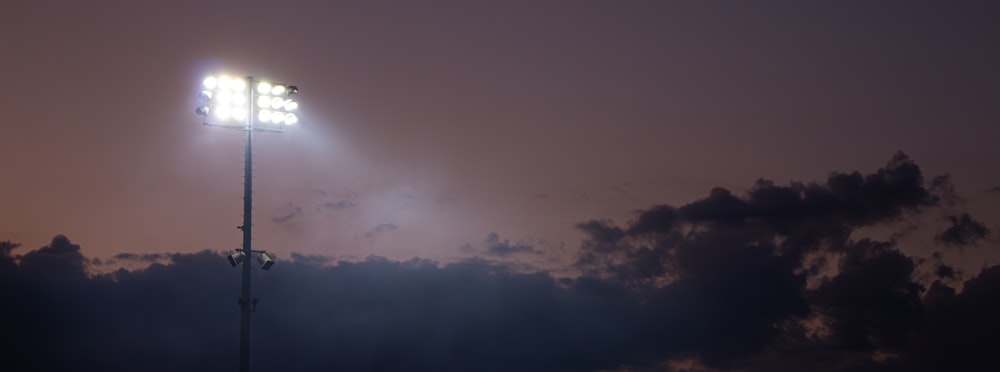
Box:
[3, 154, 999, 371]
[936, 213, 991, 246]
[569, 153, 997, 369]
[112, 252, 170, 262]
[935, 263, 957, 279]
[289, 252, 336, 266]
[484, 232, 538, 256]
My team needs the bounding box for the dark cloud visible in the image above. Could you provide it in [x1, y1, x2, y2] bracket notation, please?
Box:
[17, 235, 87, 281]
[626, 204, 679, 236]
[570, 153, 996, 369]
[876, 266, 1000, 371]
[4, 154, 999, 371]
[112, 252, 170, 262]
[810, 239, 923, 352]
[935, 263, 957, 280]
[1, 238, 640, 371]
[484, 232, 539, 256]
[928, 175, 961, 206]
[574, 220, 625, 260]
[935, 213, 991, 246]
[0, 240, 19, 256]
[289, 252, 336, 266]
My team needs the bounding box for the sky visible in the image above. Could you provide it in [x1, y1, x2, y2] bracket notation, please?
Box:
[2, 1, 1000, 371]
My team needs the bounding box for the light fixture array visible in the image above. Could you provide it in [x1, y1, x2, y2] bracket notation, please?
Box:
[196, 74, 299, 127]
[228, 250, 275, 271]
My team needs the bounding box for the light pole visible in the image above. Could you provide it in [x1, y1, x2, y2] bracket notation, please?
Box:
[196, 73, 299, 372]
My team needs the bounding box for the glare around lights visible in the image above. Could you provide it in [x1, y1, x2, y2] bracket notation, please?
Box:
[234, 94, 247, 106]
[232, 79, 247, 91]
[256, 82, 272, 94]
[217, 91, 232, 105]
[254, 96, 267, 108]
[258, 109, 272, 123]
[215, 105, 232, 120]
[218, 76, 233, 90]
[198, 73, 299, 128]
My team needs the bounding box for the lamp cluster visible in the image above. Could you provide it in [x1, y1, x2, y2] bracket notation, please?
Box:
[196, 75, 299, 126]
[228, 250, 275, 271]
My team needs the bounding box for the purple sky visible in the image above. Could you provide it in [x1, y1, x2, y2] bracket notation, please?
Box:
[3, 1, 997, 267]
[3, 2, 1000, 370]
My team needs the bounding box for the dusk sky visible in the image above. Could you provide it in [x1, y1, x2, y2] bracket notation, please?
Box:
[2, 1, 1000, 371]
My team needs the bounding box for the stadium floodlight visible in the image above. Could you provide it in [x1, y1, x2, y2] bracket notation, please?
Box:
[196, 74, 300, 131]
[195, 72, 300, 372]
[258, 252, 275, 270]
[228, 251, 246, 267]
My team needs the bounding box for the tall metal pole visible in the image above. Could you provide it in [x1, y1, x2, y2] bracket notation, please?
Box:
[239, 76, 254, 372]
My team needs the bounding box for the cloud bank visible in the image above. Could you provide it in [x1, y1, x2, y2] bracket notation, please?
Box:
[2, 153, 997, 371]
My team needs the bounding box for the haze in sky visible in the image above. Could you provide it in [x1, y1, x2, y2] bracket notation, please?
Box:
[1, 1, 999, 371]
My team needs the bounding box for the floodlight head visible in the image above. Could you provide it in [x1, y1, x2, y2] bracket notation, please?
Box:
[256, 95, 270, 108]
[218, 75, 233, 90]
[231, 79, 247, 92]
[256, 82, 272, 94]
[258, 109, 272, 123]
[227, 251, 246, 267]
[197, 74, 299, 128]
[258, 252, 275, 270]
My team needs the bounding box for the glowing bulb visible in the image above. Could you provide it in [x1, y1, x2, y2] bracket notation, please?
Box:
[218, 76, 233, 90]
[283, 100, 298, 111]
[256, 82, 272, 94]
[271, 112, 286, 124]
[258, 109, 272, 123]
[231, 79, 247, 91]
[270, 97, 284, 109]
[232, 93, 246, 106]
[216, 91, 232, 105]
[215, 105, 232, 120]
[257, 95, 271, 108]
[202, 77, 217, 89]
[283, 113, 298, 125]
[271, 85, 286, 96]
[232, 108, 247, 121]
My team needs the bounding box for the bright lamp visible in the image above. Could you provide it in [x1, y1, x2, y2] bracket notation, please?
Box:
[197, 74, 300, 128]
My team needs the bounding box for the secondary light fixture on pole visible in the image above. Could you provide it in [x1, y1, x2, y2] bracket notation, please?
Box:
[196, 73, 299, 372]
